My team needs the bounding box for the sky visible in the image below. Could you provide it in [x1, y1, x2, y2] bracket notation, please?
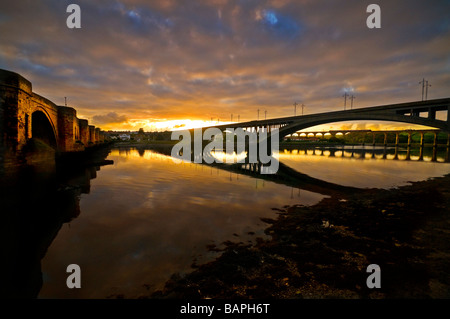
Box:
[0, 0, 449, 131]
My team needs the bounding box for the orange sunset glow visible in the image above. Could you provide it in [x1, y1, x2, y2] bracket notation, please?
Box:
[0, 1, 449, 132]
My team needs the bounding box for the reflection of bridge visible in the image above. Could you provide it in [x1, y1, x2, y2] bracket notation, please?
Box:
[201, 98, 450, 140]
[281, 145, 450, 162]
[0, 69, 107, 171]
[0, 147, 112, 298]
[144, 145, 363, 197]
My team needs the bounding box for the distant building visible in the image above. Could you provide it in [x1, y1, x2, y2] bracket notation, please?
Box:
[119, 133, 131, 141]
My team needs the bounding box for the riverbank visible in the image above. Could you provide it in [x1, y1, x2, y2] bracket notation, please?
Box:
[151, 173, 450, 299]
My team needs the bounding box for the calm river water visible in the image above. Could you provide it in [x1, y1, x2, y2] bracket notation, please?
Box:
[31, 145, 449, 298]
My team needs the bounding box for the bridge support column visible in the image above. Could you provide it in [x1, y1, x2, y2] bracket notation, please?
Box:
[383, 133, 387, 146]
[447, 106, 450, 123]
[433, 132, 438, 148]
[0, 70, 34, 154]
[420, 132, 424, 147]
[395, 133, 399, 146]
[89, 125, 96, 144]
[428, 108, 436, 120]
[79, 119, 89, 146]
[406, 146, 411, 161]
[329, 149, 336, 157]
[407, 132, 412, 147]
[58, 106, 83, 152]
[95, 128, 100, 143]
[432, 147, 437, 162]
[393, 146, 399, 160]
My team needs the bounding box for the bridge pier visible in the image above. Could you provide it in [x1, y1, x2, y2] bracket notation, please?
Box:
[393, 146, 399, 160]
[79, 119, 90, 147]
[329, 149, 336, 157]
[89, 125, 96, 144]
[428, 108, 436, 120]
[448, 105, 450, 123]
[405, 146, 411, 161]
[58, 106, 84, 152]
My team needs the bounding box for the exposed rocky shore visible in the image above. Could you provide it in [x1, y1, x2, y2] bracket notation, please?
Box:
[151, 174, 450, 299]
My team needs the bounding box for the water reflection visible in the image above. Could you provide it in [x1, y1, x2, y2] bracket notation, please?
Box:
[279, 145, 450, 189]
[281, 144, 449, 162]
[0, 151, 111, 298]
[3, 144, 449, 299]
[38, 147, 326, 298]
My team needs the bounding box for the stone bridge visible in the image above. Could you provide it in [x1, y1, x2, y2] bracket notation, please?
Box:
[0, 69, 106, 151]
[0, 69, 106, 170]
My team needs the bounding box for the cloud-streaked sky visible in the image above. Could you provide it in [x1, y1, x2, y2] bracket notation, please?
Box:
[1, 0, 449, 131]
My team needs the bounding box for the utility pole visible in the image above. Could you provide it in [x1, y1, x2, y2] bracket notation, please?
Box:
[294, 101, 298, 116]
[238, 115, 240, 122]
[301, 103, 305, 115]
[257, 109, 260, 120]
[343, 92, 349, 110]
[425, 80, 431, 101]
[265, 110, 267, 120]
[419, 78, 426, 101]
[65, 97, 67, 106]
[349, 95, 355, 109]
[231, 114, 233, 122]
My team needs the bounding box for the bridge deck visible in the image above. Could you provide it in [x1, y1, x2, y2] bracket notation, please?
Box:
[206, 98, 450, 130]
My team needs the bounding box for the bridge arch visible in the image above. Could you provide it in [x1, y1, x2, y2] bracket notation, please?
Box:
[278, 113, 450, 140]
[31, 110, 57, 148]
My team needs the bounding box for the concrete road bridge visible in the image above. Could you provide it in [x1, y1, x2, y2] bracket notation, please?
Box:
[204, 98, 450, 140]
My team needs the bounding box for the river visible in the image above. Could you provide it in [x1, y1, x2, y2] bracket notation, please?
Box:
[2, 144, 449, 298]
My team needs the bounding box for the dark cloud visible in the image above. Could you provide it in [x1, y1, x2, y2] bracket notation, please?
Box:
[0, 0, 449, 128]
[92, 112, 128, 125]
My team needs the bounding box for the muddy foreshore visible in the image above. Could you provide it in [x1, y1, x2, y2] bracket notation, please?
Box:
[150, 174, 450, 299]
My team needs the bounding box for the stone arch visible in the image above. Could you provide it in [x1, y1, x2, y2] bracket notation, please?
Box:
[277, 113, 450, 140]
[31, 110, 57, 148]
